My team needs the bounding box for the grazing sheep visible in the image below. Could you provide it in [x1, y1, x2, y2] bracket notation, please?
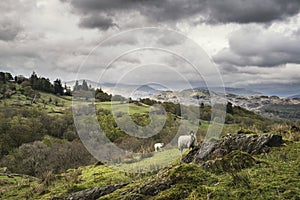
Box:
[154, 143, 164, 152]
[178, 131, 196, 153]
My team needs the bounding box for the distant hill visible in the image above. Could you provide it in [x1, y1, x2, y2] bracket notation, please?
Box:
[152, 89, 300, 121]
[102, 84, 160, 99]
[289, 94, 300, 99]
[224, 87, 262, 96]
[66, 80, 161, 99]
[193, 87, 262, 96]
[67, 82, 261, 99]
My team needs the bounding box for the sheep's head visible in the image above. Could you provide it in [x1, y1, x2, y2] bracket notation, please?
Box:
[190, 131, 197, 148]
[190, 131, 195, 135]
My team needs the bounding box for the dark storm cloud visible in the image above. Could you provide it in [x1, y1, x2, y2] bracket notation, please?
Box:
[79, 15, 118, 30]
[0, 0, 28, 41]
[214, 26, 300, 67]
[204, 0, 300, 24]
[0, 18, 22, 41]
[63, 0, 300, 30]
[64, 0, 204, 30]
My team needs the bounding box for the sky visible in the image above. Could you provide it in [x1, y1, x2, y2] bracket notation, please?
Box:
[1, 0, 300, 96]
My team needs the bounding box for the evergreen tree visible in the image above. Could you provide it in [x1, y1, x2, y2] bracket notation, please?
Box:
[227, 102, 234, 114]
[29, 71, 39, 90]
[53, 79, 63, 95]
[0, 72, 13, 83]
[82, 80, 89, 91]
[95, 88, 111, 102]
[74, 80, 80, 91]
[64, 83, 72, 96]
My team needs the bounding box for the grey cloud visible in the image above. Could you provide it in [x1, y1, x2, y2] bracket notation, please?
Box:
[63, 0, 300, 30]
[79, 15, 118, 30]
[219, 64, 239, 74]
[156, 32, 187, 46]
[205, 0, 300, 24]
[0, 20, 22, 41]
[122, 56, 141, 64]
[214, 26, 300, 67]
[0, 0, 26, 41]
[101, 32, 139, 46]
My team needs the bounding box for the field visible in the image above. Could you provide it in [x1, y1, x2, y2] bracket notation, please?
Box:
[95, 101, 151, 114]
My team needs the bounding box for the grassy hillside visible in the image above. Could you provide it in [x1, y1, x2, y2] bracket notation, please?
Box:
[0, 91, 72, 113]
[95, 101, 151, 114]
[1, 141, 299, 199]
[262, 104, 300, 121]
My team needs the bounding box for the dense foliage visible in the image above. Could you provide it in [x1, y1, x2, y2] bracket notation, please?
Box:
[0, 107, 77, 157]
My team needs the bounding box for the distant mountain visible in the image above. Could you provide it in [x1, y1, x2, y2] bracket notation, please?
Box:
[193, 87, 262, 96]
[289, 94, 300, 99]
[65, 80, 161, 99]
[246, 83, 300, 97]
[152, 89, 226, 106]
[103, 84, 160, 99]
[146, 83, 170, 91]
[224, 87, 262, 96]
[152, 89, 300, 120]
[137, 85, 158, 93]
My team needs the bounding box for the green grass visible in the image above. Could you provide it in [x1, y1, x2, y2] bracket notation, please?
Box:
[262, 104, 300, 120]
[0, 164, 132, 199]
[1, 142, 299, 199]
[0, 91, 72, 115]
[113, 148, 182, 173]
[95, 101, 151, 115]
[41, 164, 132, 199]
[99, 142, 300, 200]
[0, 175, 37, 200]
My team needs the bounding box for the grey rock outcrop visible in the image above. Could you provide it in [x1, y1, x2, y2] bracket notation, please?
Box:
[182, 134, 283, 164]
[52, 183, 128, 200]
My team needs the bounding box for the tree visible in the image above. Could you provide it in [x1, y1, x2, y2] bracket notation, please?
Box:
[0, 72, 5, 82]
[53, 79, 63, 95]
[74, 80, 80, 91]
[82, 80, 89, 91]
[200, 102, 205, 108]
[64, 83, 72, 96]
[0, 72, 13, 83]
[227, 102, 234, 114]
[15, 75, 27, 84]
[28, 72, 55, 93]
[95, 88, 111, 102]
[40, 77, 54, 93]
[29, 71, 39, 90]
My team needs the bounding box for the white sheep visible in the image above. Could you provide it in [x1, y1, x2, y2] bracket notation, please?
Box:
[178, 131, 196, 153]
[154, 143, 164, 152]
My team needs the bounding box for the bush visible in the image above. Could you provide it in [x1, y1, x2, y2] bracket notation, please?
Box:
[0, 138, 95, 177]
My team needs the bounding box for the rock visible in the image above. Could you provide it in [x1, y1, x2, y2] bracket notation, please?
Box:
[53, 183, 128, 200]
[94, 161, 104, 166]
[182, 134, 283, 164]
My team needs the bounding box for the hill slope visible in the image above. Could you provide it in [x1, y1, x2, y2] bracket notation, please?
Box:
[1, 140, 299, 200]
